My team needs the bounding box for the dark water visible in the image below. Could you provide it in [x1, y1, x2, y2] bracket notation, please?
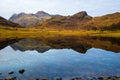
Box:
[0, 36, 120, 80]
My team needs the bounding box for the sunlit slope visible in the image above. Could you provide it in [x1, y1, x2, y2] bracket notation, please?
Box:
[37, 11, 120, 30]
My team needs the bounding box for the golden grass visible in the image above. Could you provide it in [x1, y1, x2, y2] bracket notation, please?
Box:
[0, 26, 120, 40]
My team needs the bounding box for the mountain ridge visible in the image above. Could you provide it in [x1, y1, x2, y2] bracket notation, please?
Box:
[8, 11, 120, 30]
[37, 11, 120, 30]
[9, 11, 53, 27]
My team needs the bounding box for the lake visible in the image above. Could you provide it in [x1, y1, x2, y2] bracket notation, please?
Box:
[0, 36, 120, 80]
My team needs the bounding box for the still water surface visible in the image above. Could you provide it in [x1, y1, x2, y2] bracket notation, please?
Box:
[0, 37, 120, 79]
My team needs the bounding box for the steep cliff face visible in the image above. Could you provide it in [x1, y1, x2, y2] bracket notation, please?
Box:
[9, 11, 52, 27]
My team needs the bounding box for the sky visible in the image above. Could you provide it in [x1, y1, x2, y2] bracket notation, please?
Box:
[0, 0, 120, 19]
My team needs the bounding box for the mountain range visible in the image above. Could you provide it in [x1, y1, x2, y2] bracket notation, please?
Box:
[9, 11, 53, 27]
[38, 11, 120, 30]
[0, 11, 120, 31]
[38, 11, 92, 30]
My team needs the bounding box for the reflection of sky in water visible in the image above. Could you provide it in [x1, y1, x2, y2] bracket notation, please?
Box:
[0, 46, 120, 79]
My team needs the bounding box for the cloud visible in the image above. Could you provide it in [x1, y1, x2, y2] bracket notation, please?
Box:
[0, 0, 120, 19]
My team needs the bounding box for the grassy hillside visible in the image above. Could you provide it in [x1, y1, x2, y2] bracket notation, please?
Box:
[37, 12, 120, 31]
[85, 12, 120, 30]
[0, 16, 21, 27]
[38, 11, 92, 30]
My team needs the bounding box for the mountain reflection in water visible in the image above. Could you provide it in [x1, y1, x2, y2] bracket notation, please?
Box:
[0, 36, 119, 53]
[0, 36, 120, 79]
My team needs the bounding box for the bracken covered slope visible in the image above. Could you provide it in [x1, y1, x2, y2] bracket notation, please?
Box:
[38, 11, 120, 30]
[0, 16, 21, 27]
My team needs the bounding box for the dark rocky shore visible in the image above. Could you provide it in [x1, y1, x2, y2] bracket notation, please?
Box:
[0, 69, 120, 80]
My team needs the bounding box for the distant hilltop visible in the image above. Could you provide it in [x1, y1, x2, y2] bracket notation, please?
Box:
[9, 11, 53, 27]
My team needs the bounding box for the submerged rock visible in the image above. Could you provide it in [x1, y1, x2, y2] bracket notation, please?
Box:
[98, 77, 104, 80]
[72, 77, 82, 80]
[8, 71, 14, 75]
[55, 77, 62, 80]
[19, 69, 25, 74]
[41, 78, 48, 80]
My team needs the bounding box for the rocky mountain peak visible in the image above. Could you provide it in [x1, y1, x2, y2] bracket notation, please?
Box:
[72, 11, 89, 20]
[18, 13, 26, 17]
[35, 11, 51, 17]
[9, 11, 52, 27]
[73, 11, 88, 17]
[9, 13, 26, 21]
